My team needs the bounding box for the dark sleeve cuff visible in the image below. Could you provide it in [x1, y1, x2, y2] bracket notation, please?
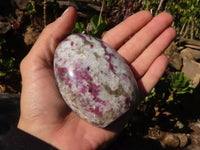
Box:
[2, 127, 57, 150]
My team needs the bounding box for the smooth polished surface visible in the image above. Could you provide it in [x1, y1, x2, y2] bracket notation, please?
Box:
[54, 34, 138, 127]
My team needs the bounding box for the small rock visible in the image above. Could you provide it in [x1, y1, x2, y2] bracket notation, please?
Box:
[189, 122, 200, 135]
[164, 41, 178, 56]
[0, 21, 11, 34]
[185, 122, 200, 150]
[181, 49, 194, 60]
[0, 85, 6, 93]
[175, 133, 189, 148]
[182, 48, 200, 61]
[147, 127, 189, 148]
[175, 120, 184, 129]
[181, 57, 200, 88]
[24, 25, 41, 46]
[169, 52, 182, 70]
[165, 42, 183, 70]
[147, 127, 163, 139]
[162, 134, 180, 148]
[181, 49, 200, 87]
[86, 22, 93, 33]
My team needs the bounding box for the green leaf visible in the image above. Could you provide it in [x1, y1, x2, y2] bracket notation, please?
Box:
[90, 15, 99, 31]
[72, 22, 85, 34]
[0, 71, 6, 77]
[180, 17, 185, 24]
[0, 57, 15, 71]
[90, 15, 107, 37]
[26, 2, 36, 15]
[168, 72, 193, 95]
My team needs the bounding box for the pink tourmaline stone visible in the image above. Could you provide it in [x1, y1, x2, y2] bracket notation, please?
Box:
[54, 34, 138, 127]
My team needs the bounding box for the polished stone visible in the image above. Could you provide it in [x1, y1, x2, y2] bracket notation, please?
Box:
[54, 34, 138, 128]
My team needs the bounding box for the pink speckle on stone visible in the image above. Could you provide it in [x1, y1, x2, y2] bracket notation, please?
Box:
[105, 52, 117, 74]
[93, 98, 106, 105]
[89, 106, 103, 117]
[90, 84, 100, 97]
[57, 67, 66, 76]
[54, 34, 138, 128]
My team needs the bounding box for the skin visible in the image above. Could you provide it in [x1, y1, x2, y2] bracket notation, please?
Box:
[18, 7, 176, 150]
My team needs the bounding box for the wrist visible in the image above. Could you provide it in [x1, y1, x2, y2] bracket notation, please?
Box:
[17, 117, 55, 147]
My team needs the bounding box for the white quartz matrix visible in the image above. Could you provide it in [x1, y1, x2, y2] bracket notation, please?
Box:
[54, 34, 138, 128]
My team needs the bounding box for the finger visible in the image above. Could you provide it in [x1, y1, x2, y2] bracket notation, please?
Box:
[118, 12, 173, 63]
[102, 10, 152, 49]
[131, 27, 176, 79]
[137, 55, 168, 97]
[27, 7, 77, 64]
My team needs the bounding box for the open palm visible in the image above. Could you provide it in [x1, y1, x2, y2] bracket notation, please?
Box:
[18, 7, 176, 150]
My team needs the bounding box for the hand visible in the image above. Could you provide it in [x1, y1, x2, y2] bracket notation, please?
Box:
[18, 7, 176, 150]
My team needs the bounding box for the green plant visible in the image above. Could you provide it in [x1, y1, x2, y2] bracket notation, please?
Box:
[72, 13, 107, 38]
[104, 0, 200, 39]
[166, 72, 193, 103]
[142, 0, 200, 39]
[143, 72, 194, 106]
[165, 0, 200, 39]
[72, 22, 85, 34]
[89, 15, 107, 37]
[72, 15, 107, 37]
[26, 0, 48, 27]
[169, 72, 193, 94]
[0, 57, 15, 77]
[26, 0, 38, 15]
[0, 37, 16, 77]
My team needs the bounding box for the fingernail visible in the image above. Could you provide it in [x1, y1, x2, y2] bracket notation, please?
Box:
[61, 8, 69, 16]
